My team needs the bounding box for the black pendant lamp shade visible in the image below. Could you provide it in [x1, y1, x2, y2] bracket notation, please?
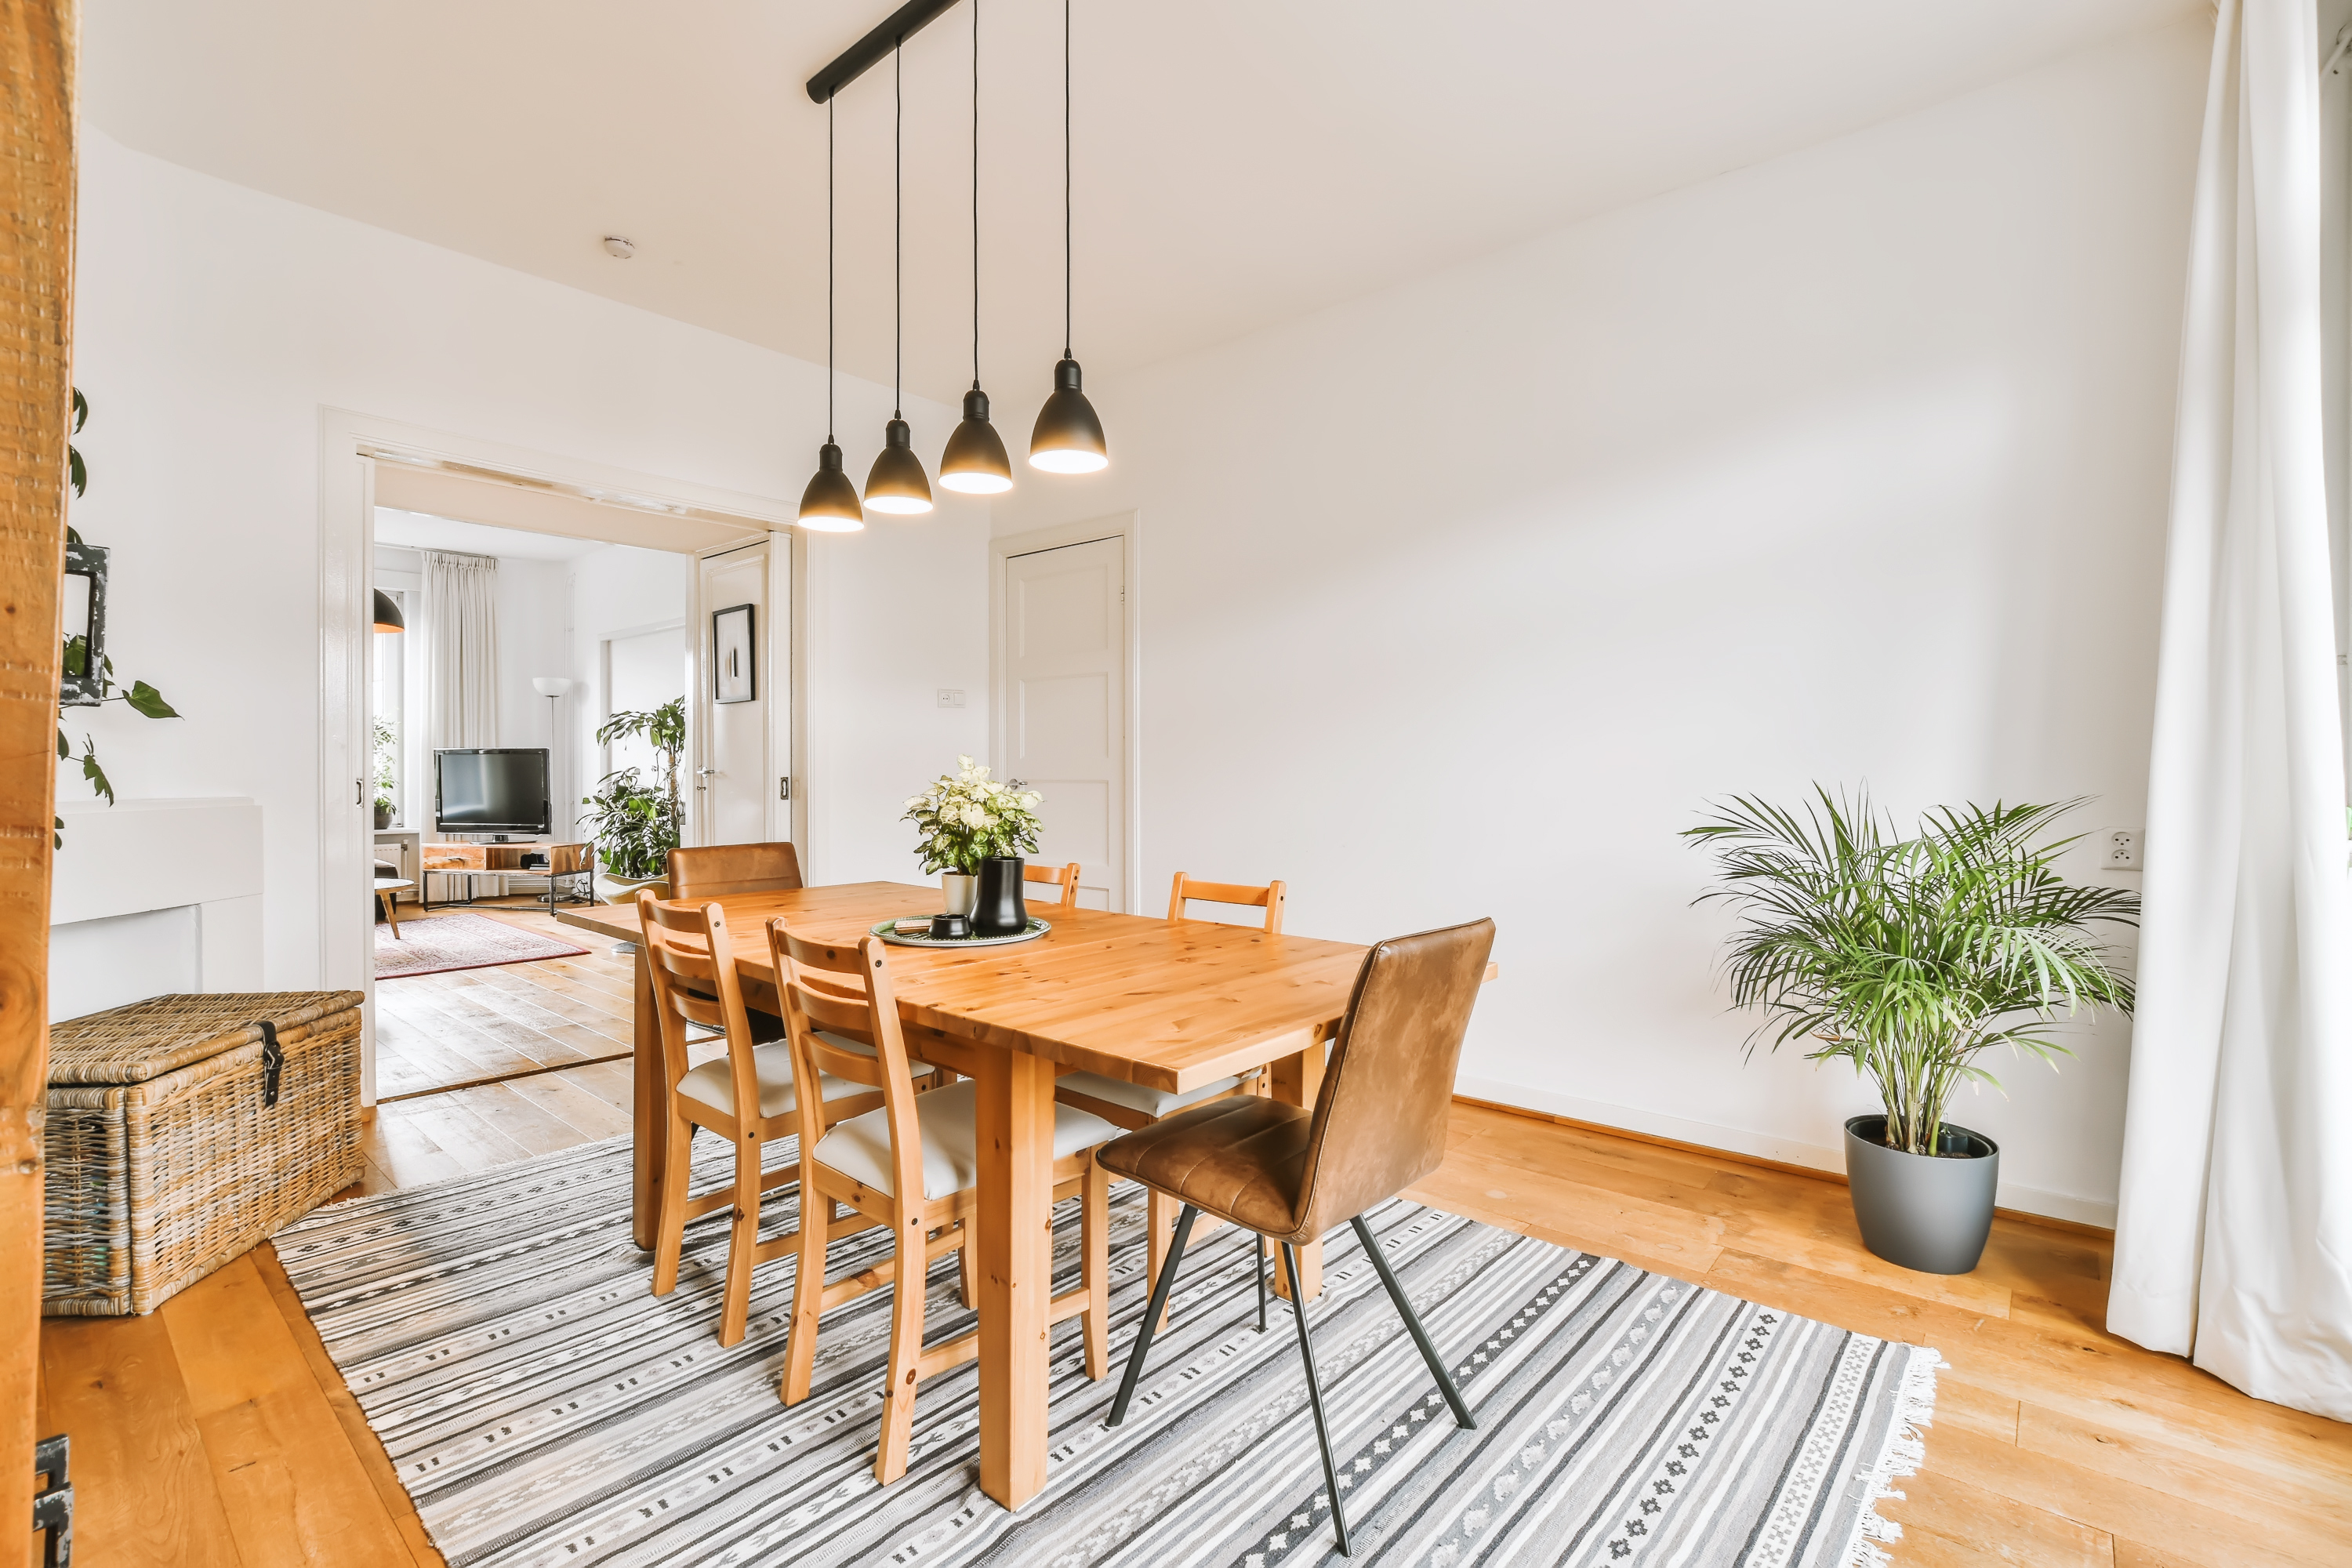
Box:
[942, 390, 1014, 492]
[372, 589, 405, 633]
[1031, 0, 1108, 475]
[941, 1, 1014, 496]
[866, 418, 935, 514]
[1029, 358, 1107, 473]
[799, 441, 865, 531]
[868, 41, 935, 517]
[798, 96, 867, 532]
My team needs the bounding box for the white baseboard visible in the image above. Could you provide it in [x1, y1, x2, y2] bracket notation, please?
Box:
[1452, 1074, 2118, 1231]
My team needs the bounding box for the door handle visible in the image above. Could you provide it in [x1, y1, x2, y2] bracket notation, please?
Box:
[695, 768, 718, 777]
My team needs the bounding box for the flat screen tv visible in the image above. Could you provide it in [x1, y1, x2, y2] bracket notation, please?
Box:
[434, 748, 550, 835]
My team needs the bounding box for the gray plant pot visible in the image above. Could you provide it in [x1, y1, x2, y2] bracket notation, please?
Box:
[1842, 1115, 1999, 1276]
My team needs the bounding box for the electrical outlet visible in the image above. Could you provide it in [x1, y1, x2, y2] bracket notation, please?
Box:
[937, 688, 966, 709]
[2103, 828, 2142, 869]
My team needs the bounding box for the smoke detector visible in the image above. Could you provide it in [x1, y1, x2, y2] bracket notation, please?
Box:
[602, 235, 636, 260]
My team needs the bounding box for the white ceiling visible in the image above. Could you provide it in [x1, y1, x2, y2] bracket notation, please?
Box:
[86, 1, 2194, 409]
[374, 509, 613, 563]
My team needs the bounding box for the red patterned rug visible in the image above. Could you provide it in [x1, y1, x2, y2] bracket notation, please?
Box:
[374, 912, 590, 981]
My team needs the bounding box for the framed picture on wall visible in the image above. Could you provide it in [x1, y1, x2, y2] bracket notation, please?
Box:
[713, 602, 755, 704]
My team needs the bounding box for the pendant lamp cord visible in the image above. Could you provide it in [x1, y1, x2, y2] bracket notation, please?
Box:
[972, 0, 981, 390]
[895, 40, 905, 422]
[1063, 0, 1072, 360]
[826, 95, 836, 443]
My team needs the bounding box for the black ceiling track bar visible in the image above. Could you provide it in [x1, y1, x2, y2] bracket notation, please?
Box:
[806, 0, 961, 103]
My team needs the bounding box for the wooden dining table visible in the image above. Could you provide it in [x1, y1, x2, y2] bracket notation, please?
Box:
[554, 880, 1472, 1512]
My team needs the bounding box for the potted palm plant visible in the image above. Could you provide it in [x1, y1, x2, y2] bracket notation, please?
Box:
[1684, 790, 2137, 1274]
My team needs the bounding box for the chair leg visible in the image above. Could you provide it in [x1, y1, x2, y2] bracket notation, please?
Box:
[956, 1225, 978, 1311]
[780, 1163, 829, 1405]
[1147, 1189, 1180, 1332]
[1106, 1202, 1196, 1428]
[1351, 1214, 1475, 1430]
[650, 1113, 695, 1297]
[1080, 1153, 1110, 1380]
[716, 1133, 762, 1348]
[873, 1212, 929, 1485]
[1256, 1236, 1268, 1332]
[1280, 1241, 1351, 1557]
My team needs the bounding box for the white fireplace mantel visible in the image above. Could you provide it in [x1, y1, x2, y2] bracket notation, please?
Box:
[50, 797, 263, 1023]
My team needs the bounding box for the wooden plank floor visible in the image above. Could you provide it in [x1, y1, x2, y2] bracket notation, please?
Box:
[38, 1017, 2352, 1562]
[369, 899, 638, 1109]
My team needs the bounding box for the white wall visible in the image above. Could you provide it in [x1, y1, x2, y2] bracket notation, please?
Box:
[988, 23, 2209, 1224]
[69, 130, 989, 984]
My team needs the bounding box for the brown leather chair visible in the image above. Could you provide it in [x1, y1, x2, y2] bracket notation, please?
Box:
[1097, 916, 1495, 1557]
[667, 840, 804, 898]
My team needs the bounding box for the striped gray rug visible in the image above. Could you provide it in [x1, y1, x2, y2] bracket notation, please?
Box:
[274, 1134, 1940, 1567]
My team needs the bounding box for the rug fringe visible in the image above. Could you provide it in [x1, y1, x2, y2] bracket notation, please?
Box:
[1840, 1344, 1944, 1568]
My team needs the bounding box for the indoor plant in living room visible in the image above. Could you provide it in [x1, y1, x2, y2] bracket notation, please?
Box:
[581, 698, 684, 902]
[902, 756, 1043, 933]
[1684, 789, 2137, 1274]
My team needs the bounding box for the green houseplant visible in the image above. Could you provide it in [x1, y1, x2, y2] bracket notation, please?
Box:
[1684, 789, 2137, 1272]
[902, 756, 1042, 917]
[371, 716, 398, 829]
[580, 698, 684, 898]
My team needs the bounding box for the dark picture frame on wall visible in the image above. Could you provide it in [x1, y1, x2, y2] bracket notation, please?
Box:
[713, 602, 755, 705]
[60, 534, 109, 708]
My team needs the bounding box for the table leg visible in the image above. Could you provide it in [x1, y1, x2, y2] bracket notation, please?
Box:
[1269, 1040, 1327, 1301]
[975, 1043, 1055, 1511]
[631, 943, 663, 1252]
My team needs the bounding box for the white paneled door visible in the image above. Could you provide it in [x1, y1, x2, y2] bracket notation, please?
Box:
[693, 539, 787, 848]
[1003, 536, 1125, 911]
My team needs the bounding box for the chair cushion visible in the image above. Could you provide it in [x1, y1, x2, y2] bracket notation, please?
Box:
[1094, 1095, 1316, 1243]
[372, 859, 400, 879]
[675, 1034, 869, 1121]
[814, 1079, 1119, 1202]
[1054, 1069, 1248, 1120]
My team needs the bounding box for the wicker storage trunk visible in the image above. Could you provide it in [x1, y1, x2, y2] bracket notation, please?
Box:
[43, 991, 365, 1316]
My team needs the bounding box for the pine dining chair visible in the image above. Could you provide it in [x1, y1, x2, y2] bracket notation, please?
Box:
[635, 891, 884, 1348]
[768, 917, 1119, 1484]
[1054, 870, 1290, 1312]
[1022, 858, 1083, 909]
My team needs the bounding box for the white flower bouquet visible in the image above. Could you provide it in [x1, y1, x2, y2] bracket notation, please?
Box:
[903, 756, 1044, 875]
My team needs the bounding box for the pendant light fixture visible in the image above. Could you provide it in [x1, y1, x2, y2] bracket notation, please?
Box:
[1029, 0, 1108, 474]
[939, 0, 1013, 495]
[865, 40, 936, 516]
[798, 96, 866, 532]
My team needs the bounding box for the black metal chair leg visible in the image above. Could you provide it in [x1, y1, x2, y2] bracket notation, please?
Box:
[1351, 1214, 1475, 1430]
[1255, 1237, 1268, 1331]
[1106, 1203, 1198, 1428]
[1280, 1241, 1351, 1557]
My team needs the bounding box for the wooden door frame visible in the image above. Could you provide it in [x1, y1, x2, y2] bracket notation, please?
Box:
[2, 1, 78, 1559]
[987, 514, 1142, 914]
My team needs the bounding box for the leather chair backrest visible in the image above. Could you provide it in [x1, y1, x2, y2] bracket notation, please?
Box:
[1292, 917, 1494, 1241]
[668, 841, 804, 899]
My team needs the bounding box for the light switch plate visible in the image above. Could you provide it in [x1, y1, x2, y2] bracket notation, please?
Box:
[937, 688, 966, 709]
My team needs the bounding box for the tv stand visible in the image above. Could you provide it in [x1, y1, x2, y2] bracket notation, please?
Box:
[419, 840, 558, 906]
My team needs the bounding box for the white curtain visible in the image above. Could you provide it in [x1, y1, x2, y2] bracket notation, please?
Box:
[425, 550, 500, 751]
[2111, 0, 2352, 1422]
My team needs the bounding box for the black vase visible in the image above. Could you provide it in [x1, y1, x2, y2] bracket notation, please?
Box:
[972, 856, 1029, 937]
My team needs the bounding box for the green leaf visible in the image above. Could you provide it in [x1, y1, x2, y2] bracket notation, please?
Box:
[53, 816, 63, 851]
[60, 634, 85, 678]
[56, 728, 67, 760]
[123, 680, 179, 719]
[71, 388, 86, 434]
[79, 744, 114, 806]
[68, 447, 84, 499]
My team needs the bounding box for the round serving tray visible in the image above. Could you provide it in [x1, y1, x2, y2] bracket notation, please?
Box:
[871, 916, 1051, 949]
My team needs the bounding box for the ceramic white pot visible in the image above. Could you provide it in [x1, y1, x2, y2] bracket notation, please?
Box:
[595, 872, 670, 906]
[941, 873, 979, 917]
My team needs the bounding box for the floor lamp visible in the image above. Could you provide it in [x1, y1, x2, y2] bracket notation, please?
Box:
[532, 677, 573, 838]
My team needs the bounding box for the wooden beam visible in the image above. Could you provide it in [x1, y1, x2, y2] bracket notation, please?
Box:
[0, 1, 76, 1560]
